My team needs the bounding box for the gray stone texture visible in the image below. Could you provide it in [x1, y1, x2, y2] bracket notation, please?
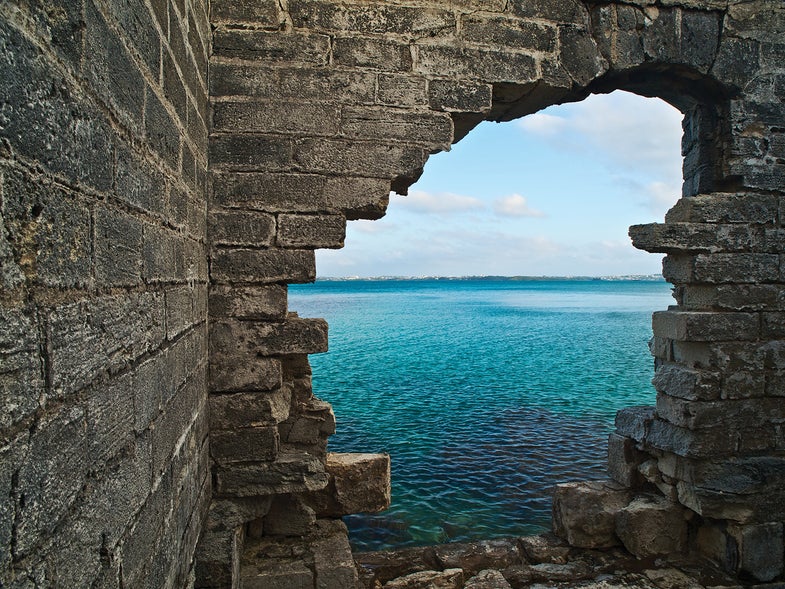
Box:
[3, 0, 785, 586]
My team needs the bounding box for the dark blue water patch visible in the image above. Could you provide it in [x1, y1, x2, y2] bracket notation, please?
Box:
[331, 405, 612, 550]
[289, 279, 673, 552]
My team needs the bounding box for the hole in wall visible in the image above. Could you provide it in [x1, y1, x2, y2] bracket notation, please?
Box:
[290, 90, 682, 551]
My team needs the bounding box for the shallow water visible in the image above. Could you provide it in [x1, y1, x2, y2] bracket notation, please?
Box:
[288, 279, 673, 551]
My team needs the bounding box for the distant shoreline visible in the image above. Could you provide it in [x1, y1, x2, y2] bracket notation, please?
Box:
[313, 274, 665, 282]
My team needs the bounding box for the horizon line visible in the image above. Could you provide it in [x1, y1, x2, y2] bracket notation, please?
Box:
[312, 274, 665, 281]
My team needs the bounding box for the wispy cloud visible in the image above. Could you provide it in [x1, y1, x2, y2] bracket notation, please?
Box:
[518, 91, 683, 180]
[642, 181, 681, 216]
[350, 219, 393, 234]
[493, 194, 545, 218]
[391, 190, 485, 215]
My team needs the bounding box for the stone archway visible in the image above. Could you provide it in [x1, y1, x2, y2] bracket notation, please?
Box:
[201, 1, 785, 586]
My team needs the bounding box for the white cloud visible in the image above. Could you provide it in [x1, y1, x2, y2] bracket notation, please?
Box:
[493, 194, 545, 218]
[642, 181, 681, 216]
[517, 90, 683, 180]
[517, 112, 567, 137]
[350, 219, 392, 234]
[391, 190, 485, 214]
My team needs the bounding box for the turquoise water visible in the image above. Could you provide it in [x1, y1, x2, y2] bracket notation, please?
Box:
[288, 279, 673, 551]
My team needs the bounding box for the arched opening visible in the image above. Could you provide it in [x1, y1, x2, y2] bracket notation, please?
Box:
[289, 88, 688, 551]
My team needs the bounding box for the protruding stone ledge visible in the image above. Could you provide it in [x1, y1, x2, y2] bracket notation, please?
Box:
[303, 452, 391, 517]
[664, 193, 779, 225]
[210, 317, 329, 358]
[630, 222, 755, 254]
[214, 453, 328, 497]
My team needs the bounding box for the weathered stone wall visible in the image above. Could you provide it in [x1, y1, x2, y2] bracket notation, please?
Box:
[205, 0, 785, 586]
[0, 0, 210, 585]
[1, 0, 784, 587]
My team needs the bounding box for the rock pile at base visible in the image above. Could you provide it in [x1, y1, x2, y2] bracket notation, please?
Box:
[353, 532, 782, 589]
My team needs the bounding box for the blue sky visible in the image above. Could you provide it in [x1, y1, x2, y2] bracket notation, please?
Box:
[317, 90, 684, 277]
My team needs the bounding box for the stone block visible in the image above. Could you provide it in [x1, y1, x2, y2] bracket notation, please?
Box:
[209, 357, 284, 396]
[0, 307, 43, 430]
[2, 167, 92, 288]
[212, 172, 328, 212]
[86, 372, 135, 464]
[209, 210, 275, 247]
[727, 522, 784, 582]
[415, 45, 537, 84]
[210, 318, 328, 361]
[378, 74, 427, 107]
[508, 0, 585, 23]
[214, 453, 328, 496]
[517, 533, 569, 564]
[652, 310, 759, 342]
[629, 222, 754, 254]
[433, 539, 521, 576]
[304, 453, 391, 517]
[210, 63, 376, 103]
[614, 406, 655, 442]
[607, 433, 646, 488]
[48, 293, 165, 397]
[208, 387, 291, 430]
[552, 480, 632, 548]
[0, 20, 113, 191]
[652, 362, 720, 401]
[212, 100, 339, 135]
[84, 0, 146, 134]
[288, 1, 456, 36]
[312, 520, 357, 589]
[681, 284, 785, 312]
[0, 433, 28, 571]
[165, 285, 198, 340]
[558, 25, 608, 86]
[615, 494, 689, 558]
[667, 193, 779, 224]
[209, 134, 293, 171]
[210, 0, 285, 25]
[656, 394, 785, 431]
[383, 569, 463, 589]
[277, 213, 346, 248]
[114, 144, 167, 216]
[15, 406, 87, 558]
[428, 80, 493, 113]
[295, 137, 425, 178]
[120, 475, 175, 587]
[693, 253, 781, 283]
[464, 569, 512, 589]
[211, 426, 279, 464]
[280, 399, 335, 445]
[341, 106, 453, 148]
[95, 205, 144, 287]
[209, 285, 288, 320]
[264, 495, 316, 537]
[324, 176, 390, 220]
[210, 248, 315, 283]
[145, 89, 181, 173]
[334, 37, 412, 72]
[151, 373, 201, 478]
[645, 418, 785, 459]
[213, 29, 329, 64]
[461, 16, 555, 52]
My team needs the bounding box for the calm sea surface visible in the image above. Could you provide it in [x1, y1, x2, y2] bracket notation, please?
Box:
[288, 279, 673, 551]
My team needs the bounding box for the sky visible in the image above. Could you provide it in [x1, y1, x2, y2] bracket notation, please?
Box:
[316, 90, 685, 278]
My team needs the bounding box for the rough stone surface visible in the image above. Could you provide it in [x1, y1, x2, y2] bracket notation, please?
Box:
[553, 481, 633, 548]
[615, 495, 690, 558]
[3, 0, 785, 586]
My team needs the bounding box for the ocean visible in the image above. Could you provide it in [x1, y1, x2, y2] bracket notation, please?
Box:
[288, 278, 673, 552]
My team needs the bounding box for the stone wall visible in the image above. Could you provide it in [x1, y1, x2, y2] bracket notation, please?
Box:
[1, 0, 784, 587]
[0, 0, 210, 585]
[204, 0, 785, 586]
